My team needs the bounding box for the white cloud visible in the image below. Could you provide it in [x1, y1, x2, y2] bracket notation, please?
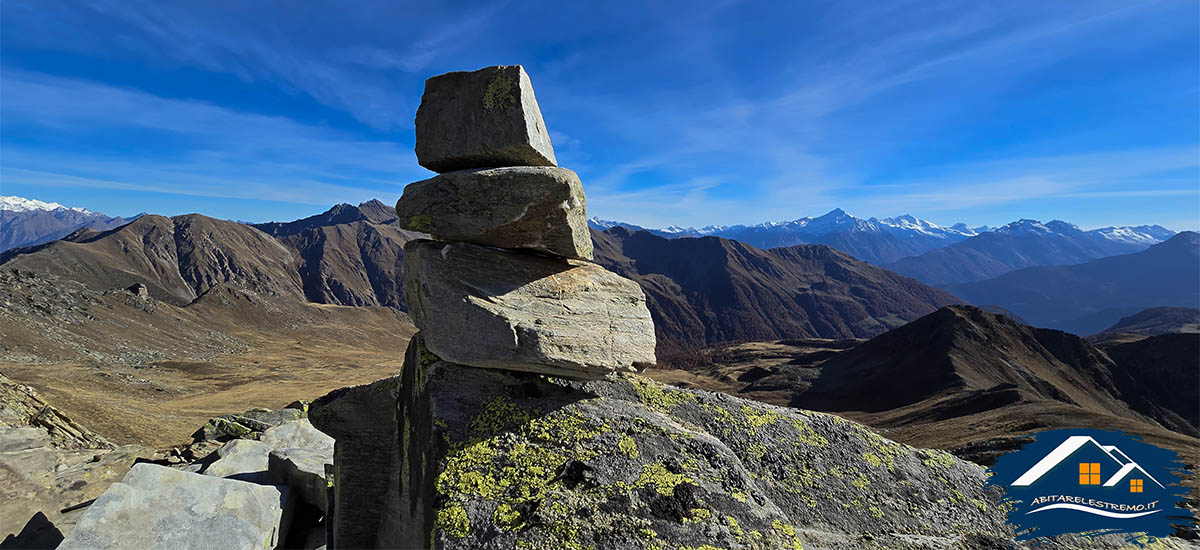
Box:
[1, 71, 426, 205]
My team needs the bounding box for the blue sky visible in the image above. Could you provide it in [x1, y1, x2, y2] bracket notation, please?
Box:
[1, 0, 1197, 230]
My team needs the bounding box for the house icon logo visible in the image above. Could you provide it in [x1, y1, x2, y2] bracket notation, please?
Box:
[986, 429, 1193, 541]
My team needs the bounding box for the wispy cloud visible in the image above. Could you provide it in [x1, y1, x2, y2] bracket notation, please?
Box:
[1, 71, 424, 208]
[0, 0, 505, 129]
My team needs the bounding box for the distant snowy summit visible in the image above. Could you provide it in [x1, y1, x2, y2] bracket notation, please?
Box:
[592, 209, 980, 239]
[991, 218, 1174, 245]
[1, 195, 93, 214]
[588, 209, 1175, 266]
[0, 196, 136, 252]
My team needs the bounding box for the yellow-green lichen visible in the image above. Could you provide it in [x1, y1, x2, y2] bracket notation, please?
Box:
[408, 214, 435, 233]
[634, 462, 694, 496]
[771, 520, 805, 550]
[435, 504, 470, 538]
[618, 434, 639, 459]
[730, 490, 747, 502]
[631, 377, 698, 413]
[789, 418, 829, 446]
[494, 502, 524, 531]
[482, 71, 517, 111]
[741, 405, 783, 433]
[921, 449, 957, 470]
[682, 508, 712, 524]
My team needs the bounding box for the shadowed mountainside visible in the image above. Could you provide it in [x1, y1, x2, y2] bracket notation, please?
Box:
[942, 232, 1200, 335]
[591, 227, 963, 360]
[1091, 306, 1200, 342]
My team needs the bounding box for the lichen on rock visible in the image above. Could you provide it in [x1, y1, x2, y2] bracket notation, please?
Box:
[365, 335, 1021, 550]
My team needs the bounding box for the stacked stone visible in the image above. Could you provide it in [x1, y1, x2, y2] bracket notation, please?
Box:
[395, 65, 656, 380]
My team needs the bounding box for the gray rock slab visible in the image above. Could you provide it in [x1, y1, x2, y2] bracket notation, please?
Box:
[414, 65, 556, 172]
[260, 419, 334, 454]
[403, 240, 656, 379]
[199, 439, 270, 483]
[394, 166, 592, 259]
[269, 447, 332, 511]
[57, 463, 290, 550]
[0, 426, 50, 452]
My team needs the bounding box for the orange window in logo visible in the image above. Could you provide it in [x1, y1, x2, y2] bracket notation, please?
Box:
[1079, 463, 1101, 485]
[1131, 479, 1143, 493]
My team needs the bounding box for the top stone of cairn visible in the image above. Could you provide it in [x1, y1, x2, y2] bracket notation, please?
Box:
[414, 65, 557, 173]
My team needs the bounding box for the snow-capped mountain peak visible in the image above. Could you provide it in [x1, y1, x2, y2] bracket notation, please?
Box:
[995, 219, 1055, 235]
[1, 195, 92, 214]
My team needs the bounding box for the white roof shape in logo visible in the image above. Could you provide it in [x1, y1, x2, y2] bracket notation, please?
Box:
[1010, 435, 1164, 488]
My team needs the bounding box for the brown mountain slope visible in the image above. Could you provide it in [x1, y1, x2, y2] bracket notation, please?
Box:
[252, 199, 398, 238]
[793, 306, 1133, 416]
[0, 203, 425, 309]
[695, 306, 1199, 464]
[591, 227, 962, 358]
[280, 220, 422, 308]
[0, 214, 304, 306]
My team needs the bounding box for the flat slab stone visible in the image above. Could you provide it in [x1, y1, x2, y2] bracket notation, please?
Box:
[199, 439, 270, 483]
[260, 419, 334, 455]
[414, 65, 557, 173]
[394, 166, 592, 259]
[57, 463, 290, 550]
[402, 240, 656, 379]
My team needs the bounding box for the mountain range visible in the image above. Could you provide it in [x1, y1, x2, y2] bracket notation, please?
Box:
[943, 232, 1200, 335]
[591, 208, 981, 265]
[0, 199, 960, 361]
[885, 219, 1176, 285]
[591, 210, 1174, 281]
[0, 196, 140, 252]
[1, 196, 1194, 349]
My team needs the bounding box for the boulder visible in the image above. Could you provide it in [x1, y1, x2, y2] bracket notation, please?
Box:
[269, 447, 333, 511]
[307, 375, 403, 549]
[394, 166, 592, 259]
[57, 463, 291, 550]
[260, 419, 334, 454]
[319, 335, 1017, 549]
[198, 439, 271, 483]
[403, 241, 656, 379]
[191, 407, 306, 442]
[414, 65, 556, 172]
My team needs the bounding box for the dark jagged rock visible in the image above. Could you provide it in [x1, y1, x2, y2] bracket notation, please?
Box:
[414, 65, 557, 172]
[308, 375, 403, 549]
[395, 166, 592, 259]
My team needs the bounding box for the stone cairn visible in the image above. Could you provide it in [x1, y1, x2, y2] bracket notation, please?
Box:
[311, 65, 658, 548]
[395, 65, 656, 380]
